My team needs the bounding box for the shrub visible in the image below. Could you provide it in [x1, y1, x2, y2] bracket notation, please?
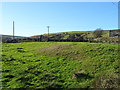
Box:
[93, 28, 103, 38]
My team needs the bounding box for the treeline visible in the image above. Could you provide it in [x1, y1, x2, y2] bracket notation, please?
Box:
[2, 35, 119, 44]
[2, 30, 119, 43]
[2, 33, 86, 43]
[2, 36, 86, 43]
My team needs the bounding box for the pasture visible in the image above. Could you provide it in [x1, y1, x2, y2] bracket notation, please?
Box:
[1, 42, 119, 88]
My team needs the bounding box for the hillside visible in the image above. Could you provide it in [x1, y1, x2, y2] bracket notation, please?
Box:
[2, 29, 119, 43]
[31, 29, 119, 43]
[2, 42, 119, 88]
[1, 35, 23, 39]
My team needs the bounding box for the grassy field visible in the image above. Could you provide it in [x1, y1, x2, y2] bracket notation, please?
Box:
[1, 42, 119, 88]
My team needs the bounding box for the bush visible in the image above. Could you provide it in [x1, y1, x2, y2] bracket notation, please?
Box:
[93, 28, 103, 38]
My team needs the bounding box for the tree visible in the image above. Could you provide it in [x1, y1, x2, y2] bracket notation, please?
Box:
[93, 28, 103, 38]
[67, 34, 75, 41]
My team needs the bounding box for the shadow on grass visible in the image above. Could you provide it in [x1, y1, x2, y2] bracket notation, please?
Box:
[73, 72, 93, 82]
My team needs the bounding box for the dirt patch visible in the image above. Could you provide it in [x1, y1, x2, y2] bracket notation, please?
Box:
[40, 44, 71, 51]
[37, 44, 71, 56]
[36, 44, 84, 60]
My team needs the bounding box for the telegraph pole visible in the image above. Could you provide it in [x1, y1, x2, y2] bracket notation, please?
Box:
[47, 26, 50, 37]
[47, 26, 50, 41]
[13, 21, 15, 39]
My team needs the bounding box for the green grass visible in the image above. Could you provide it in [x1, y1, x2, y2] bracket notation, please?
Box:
[1, 42, 119, 88]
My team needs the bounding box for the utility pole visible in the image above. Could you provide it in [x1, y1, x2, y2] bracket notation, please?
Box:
[13, 21, 15, 39]
[47, 26, 50, 41]
[47, 26, 50, 37]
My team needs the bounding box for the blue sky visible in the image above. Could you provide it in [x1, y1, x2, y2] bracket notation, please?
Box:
[2, 2, 118, 36]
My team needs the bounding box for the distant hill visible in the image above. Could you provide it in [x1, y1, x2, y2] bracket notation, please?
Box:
[32, 29, 119, 38]
[2, 29, 119, 43]
[1, 35, 24, 39]
[31, 29, 119, 42]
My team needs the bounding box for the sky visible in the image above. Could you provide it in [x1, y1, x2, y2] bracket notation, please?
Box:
[1, 2, 118, 36]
